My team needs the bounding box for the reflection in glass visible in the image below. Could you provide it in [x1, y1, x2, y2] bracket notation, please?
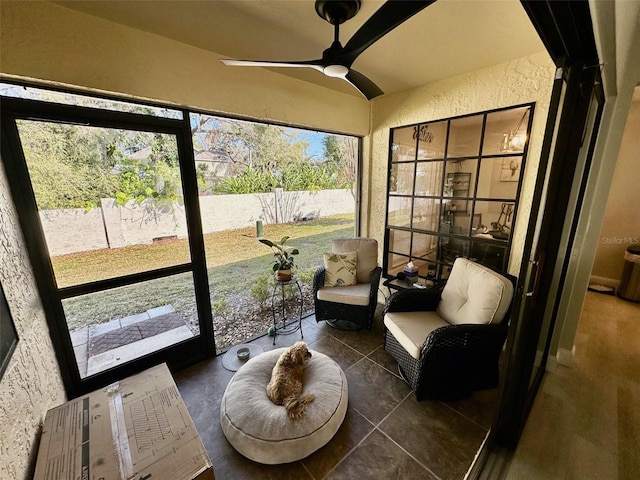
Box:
[415, 121, 447, 159]
[439, 235, 470, 264]
[391, 126, 417, 161]
[387, 252, 409, 276]
[443, 164, 475, 198]
[483, 106, 531, 155]
[411, 233, 438, 263]
[412, 198, 440, 232]
[389, 163, 415, 195]
[469, 241, 507, 272]
[448, 114, 482, 158]
[448, 212, 482, 236]
[415, 161, 444, 196]
[388, 229, 412, 255]
[387, 197, 412, 227]
[477, 157, 519, 198]
[62, 272, 199, 378]
[386, 104, 530, 281]
[473, 201, 514, 241]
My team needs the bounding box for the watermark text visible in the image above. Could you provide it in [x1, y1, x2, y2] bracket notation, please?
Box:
[601, 236, 640, 245]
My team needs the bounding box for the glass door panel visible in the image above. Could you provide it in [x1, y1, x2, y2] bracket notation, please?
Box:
[390, 162, 416, 195]
[391, 126, 417, 160]
[388, 196, 413, 227]
[483, 106, 531, 156]
[14, 119, 201, 379]
[447, 114, 483, 158]
[416, 121, 447, 159]
[415, 161, 444, 196]
[477, 157, 520, 199]
[412, 197, 440, 232]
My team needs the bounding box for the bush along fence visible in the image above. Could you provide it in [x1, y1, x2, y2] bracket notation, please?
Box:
[40, 188, 354, 256]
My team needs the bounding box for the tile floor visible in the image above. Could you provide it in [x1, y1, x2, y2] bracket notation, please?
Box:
[174, 307, 500, 480]
[506, 291, 640, 479]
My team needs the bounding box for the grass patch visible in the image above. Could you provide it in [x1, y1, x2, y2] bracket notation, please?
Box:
[60, 214, 354, 331]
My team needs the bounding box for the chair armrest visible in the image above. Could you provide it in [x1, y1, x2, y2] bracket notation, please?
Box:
[313, 267, 326, 293]
[369, 267, 382, 292]
[368, 266, 383, 302]
[421, 322, 508, 359]
[383, 288, 442, 315]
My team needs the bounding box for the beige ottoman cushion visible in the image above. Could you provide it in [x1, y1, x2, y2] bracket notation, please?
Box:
[220, 348, 348, 464]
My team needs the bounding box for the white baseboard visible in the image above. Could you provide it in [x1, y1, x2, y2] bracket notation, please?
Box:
[546, 355, 558, 372]
[556, 346, 575, 367]
[589, 275, 619, 289]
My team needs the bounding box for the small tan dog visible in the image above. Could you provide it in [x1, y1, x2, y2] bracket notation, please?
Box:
[266, 341, 315, 420]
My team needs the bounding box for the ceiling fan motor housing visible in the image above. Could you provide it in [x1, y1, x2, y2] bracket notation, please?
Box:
[315, 0, 362, 25]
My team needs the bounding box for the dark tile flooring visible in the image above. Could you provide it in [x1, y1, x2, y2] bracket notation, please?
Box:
[174, 309, 499, 480]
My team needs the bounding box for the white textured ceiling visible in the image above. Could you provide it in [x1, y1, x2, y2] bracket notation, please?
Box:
[54, 0, 546, 98]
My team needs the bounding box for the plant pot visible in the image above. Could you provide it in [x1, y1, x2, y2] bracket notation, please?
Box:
[275, 269, 292, 281]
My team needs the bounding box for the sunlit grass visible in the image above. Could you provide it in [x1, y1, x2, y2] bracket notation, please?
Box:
[59, 214, 355, 330]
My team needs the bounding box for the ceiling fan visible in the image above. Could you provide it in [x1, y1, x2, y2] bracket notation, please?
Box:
[220, 0, 436, 100]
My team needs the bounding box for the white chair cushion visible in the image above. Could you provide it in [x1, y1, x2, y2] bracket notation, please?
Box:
[331, 238, 378, 283]
[384, 311, 449, 360]
[323, 251, 358, 287]
[316, 283, 371, 306]
[437, 258, 513, 325]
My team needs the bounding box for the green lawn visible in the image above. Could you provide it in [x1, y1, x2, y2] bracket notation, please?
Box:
[59, 214, 355, 330]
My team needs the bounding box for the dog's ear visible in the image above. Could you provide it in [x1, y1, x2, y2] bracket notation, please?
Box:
[281, 350, 294, 367]
[291, 345, 303, 364]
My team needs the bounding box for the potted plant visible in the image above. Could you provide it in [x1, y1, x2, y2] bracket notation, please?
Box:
[258, 236, 299, 281]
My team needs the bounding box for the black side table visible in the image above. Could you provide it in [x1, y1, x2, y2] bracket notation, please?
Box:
[271, 277, 304, 345]
[383, 277, 440, 297]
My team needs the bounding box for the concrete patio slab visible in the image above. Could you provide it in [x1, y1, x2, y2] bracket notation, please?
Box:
[86, 326, 194, 376]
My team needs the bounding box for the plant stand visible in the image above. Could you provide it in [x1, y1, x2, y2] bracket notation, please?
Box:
[271, 277, 303, 345]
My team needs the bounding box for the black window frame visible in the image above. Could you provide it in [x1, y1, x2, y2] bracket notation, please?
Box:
[383, 103, 535, 282]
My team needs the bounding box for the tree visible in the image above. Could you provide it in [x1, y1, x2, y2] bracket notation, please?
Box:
[323, 135, 357, 190]
[17, 120, 117, 209]
[17, 120, 183, 209]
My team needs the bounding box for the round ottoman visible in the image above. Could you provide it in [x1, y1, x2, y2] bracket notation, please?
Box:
[220, 348, 348, 464]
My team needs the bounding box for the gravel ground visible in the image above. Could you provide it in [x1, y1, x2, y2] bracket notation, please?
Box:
[210, 282, 316, 351]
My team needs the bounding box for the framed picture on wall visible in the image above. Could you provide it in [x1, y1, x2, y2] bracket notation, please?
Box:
[1, 282, 19, 379]
[501, 157, 522, 182]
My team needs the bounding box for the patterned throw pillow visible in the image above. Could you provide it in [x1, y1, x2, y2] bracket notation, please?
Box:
[323, 251, 358, 287]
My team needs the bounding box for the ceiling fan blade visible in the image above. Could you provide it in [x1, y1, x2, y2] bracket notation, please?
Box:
[344, 69, 384, 100]
[342, 0, 436, 63]
[220, 58, 324, 73]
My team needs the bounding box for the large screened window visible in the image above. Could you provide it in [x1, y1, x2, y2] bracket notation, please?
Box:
[384, 104, 533, 282]
[1, 81, 359, 395]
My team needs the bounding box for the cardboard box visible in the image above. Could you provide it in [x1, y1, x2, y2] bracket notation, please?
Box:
[34, 363, 214, 480]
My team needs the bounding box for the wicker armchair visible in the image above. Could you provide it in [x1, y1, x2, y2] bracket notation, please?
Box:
[313, 238, 382, 330]
[383, 258, 516, 400]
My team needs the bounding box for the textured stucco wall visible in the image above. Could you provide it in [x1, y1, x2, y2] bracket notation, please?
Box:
[0, 158, 66, 479]
[363, 51, 556, 275]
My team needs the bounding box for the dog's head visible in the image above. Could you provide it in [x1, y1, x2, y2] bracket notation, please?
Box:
[287, 341, 312, 366]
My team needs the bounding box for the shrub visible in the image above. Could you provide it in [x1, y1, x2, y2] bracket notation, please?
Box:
[251, 275, 273, 308]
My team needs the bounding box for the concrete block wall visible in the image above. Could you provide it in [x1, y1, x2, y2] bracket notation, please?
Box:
[40, 189, 354, 256]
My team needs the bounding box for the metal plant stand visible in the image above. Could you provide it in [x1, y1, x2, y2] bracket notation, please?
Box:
[271, 277, 304, 345]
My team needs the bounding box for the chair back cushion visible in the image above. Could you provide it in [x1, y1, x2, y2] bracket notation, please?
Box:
[331, 238, 378, 283]
[436, 258, 514, 325]
[323, 251, 358, 287]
